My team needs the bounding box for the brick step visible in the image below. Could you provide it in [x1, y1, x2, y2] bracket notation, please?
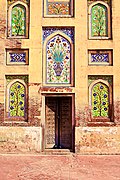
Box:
[42, 149, 72, 155]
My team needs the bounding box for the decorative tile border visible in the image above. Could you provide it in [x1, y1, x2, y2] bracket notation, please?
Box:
[6, 75, 28, 85]
[88, 50, 112, 65]
[88, 75, 113, 86]
[6, 49, 29, 65]
[7, 0, 29, 38]
[43, 27, 74, 43]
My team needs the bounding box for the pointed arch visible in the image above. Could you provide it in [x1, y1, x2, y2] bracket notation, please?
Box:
[88, 1, 111, 39]
[43, 31, 73, 86]
[8, 1, 29, 38]
[6, 79, 27, 120]
[44, 31, 73, 45]
[89, 79, 112, 119]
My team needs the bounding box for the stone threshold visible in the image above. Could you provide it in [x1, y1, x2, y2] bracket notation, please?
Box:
[42, 149, 73, 155]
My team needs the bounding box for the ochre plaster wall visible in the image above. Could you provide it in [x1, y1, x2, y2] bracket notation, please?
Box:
[76, 127, 120, 154]
[0, 127, 42, 153]
[0, 0, 120, 154]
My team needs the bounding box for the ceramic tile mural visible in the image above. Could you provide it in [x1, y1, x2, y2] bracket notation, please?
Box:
[92, 82, 109, 117]
[46, 35, 71, 84]
[9, 81, 25, 117]
[43, 27, 73, 85]
[47, 0, 70, 15]
[43, 27, 74, 43]
[6, 75, 28, 118]
[91, 53, 109, 63]
[91, 4, 107, 37]
[7, 50, 28, 65]
[11, 5, 26, 36]
[9, 53, 26, 63]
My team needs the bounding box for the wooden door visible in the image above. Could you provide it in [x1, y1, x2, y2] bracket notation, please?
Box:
[59, 97, 72, 149]
[45, 97, 56, 148]
[45, 97, 72, 149]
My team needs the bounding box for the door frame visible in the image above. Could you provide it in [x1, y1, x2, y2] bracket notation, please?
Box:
[41, 93, 75, 152]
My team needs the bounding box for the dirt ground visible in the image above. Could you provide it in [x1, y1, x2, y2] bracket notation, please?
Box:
[0, 154, 120, 180]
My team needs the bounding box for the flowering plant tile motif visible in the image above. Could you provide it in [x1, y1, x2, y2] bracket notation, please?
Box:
[11, 5, 26, 36]
[92, 83, 109, 117]
[47, 35, 71, 84]
[10, 53, 26, 63]
[91, 4, 108, 37]
[47, 2, 70, 15]
[9, 82, 25, 117]
[91, 53, 109, 63]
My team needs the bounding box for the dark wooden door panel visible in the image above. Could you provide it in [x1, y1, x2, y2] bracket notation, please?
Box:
[60, 97, 72, 149]
[45, 97, 56, 148]
[45, 97, 72, 149]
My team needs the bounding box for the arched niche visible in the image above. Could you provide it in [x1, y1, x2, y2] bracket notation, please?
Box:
[88, 1, 111, 39]
[6, 79, 27, 120]
[43, 31, 73, 86]
[8, 1, 29, 38]
[89, 79, 112, 120]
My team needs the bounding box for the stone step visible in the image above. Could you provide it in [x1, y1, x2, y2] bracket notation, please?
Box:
[42, 149, 72, 155]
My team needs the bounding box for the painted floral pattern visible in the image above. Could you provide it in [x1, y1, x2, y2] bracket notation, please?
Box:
[47, 35, 71, 84]
[91, 4, 107, 37]
[48, 2, 70, 15]
[92, 83, 109, 117]
[9, 82, 25, 117]
[12, 5, 26, 36]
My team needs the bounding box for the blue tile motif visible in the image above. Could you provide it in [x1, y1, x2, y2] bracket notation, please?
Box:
[91, 53, 109, 63]
[43, 27, 74, 43]
[10, 53, 26, 63]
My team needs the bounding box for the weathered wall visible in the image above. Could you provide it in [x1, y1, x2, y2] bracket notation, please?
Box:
[0, 127, 42, 153]
[75, 127, 120, 154]
[0, 0, 119, 154]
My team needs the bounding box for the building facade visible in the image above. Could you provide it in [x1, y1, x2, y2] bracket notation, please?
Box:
[0, 0, 120, 154]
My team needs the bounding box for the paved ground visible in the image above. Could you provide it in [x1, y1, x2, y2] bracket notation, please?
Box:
[0, 154, 120, 180]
